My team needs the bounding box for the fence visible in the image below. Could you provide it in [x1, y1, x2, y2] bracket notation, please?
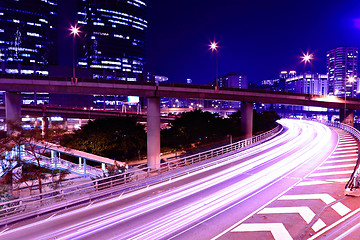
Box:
[318, 120, 360, 190]
[0, 124, 282, 226]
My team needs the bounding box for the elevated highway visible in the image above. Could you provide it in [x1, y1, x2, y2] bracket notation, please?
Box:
[1, 76, 358, 168]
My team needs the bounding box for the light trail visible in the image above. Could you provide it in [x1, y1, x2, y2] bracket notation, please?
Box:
[0, 119, 337, 240]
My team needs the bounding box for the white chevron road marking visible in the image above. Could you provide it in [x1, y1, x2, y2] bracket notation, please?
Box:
[279, 194, 350, 216]
[310, 170, 353, 177]
[318, 164, 355, 170]
[259, 206, 314, 223]
[231, 223, 292, 240]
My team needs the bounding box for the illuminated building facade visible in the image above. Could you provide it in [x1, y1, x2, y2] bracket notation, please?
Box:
[0, 0, 57, 75]
[286, 73, 328, 95]
[327, 46, 358, 97]
[0, 0, 58, 105]
[77, 0, 147, 80]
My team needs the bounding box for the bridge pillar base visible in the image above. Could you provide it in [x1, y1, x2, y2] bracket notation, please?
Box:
[42, 117, 49, 138]
[5, 92, 21, 133]
[147, 97, 161, 169]
[241, 102, 253, 138]
[340, 109, 354, 127]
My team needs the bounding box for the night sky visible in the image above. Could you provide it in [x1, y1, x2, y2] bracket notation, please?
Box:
[145, 0, 360, 85]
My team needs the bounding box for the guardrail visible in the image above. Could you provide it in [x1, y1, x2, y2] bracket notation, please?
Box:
[0, 124, 282, 226]
[317, 120, 360, 191]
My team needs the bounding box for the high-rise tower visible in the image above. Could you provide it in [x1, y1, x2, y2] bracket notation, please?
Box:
[327, 46, 358, 96]
[0, 0, 58, 75]
[77, 0, 147, 80]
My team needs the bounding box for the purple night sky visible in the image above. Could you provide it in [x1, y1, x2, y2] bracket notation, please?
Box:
[145, 0, 360, 85]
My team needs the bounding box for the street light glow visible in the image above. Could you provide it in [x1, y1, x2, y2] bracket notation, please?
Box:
[70, 25, 80, 37]
[301, 52, 313, 64]
[348, 76, 355, 83]
[209, 41, 218, 52]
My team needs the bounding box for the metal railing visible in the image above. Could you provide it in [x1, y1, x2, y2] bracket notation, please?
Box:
[316, 120, 360, 190]
[0, 124, 282, 225]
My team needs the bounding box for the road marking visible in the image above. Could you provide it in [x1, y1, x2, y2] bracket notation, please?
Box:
[308, 208, 360, 240]
[297, 180, 331, 186]
[313, 219, 326, 232]
[258, 206, 315, 224]
[325, 159, 357, 164]
[297, 178, 349, 186]
[231, 223, 292, 240]
[45, 213, 57, 222]
[310, 170, 353, 177]
[0, 228, 9, 234]
[332, 202, 351, 216]
[278, 194, 350, 216]
[86, 202, 94, 209]
[336, 146, 357, 150]
[318, 164, 355, 170]
[330, 153, 358, 157]
[329, 154, 358, 159]
[332, 150, 358, 154]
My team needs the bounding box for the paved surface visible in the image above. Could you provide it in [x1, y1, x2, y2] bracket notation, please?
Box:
[214, 128, 359, 240]
[0, 120, 357, 240]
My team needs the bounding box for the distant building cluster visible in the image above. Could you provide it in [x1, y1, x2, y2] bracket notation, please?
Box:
[261, 46, 359, 98]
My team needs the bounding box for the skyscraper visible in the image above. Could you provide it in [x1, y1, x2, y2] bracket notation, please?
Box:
[0, 0, 58, 75]
[327, 46, 358, 96]
[77, 0, 147, 80]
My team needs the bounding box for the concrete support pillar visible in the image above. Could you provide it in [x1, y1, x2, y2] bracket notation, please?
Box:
[63, 118, 68, 130]
[83, 158, 87, 175]
[102, 163, 106, 171]
[241, 102, 253, 138]
[51, 150, 58, 168]
[327, 114, 332, 122]
[41, 117, 49, 138]
[34, 118, 39, 129]
[340, 109, 355, 127]
[147, 97, 161, 169]
[5, 92, 21, 132]
[78, 157, 82, 167]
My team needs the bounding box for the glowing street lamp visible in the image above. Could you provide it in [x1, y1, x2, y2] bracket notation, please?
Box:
[70, 24, 80, 85]
[343, 76, 356, 122]
[209, 41, 219, 90]
[301, 52, 314, 95]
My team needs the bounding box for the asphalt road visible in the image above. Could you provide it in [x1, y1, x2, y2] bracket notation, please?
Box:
[0, 119, 338, 240]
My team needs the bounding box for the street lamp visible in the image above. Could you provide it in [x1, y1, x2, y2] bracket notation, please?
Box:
[209, 41, 219, 90]
[344, 76, 356, 123]
[70, 24, 80, 85]
[301, 52, 314, 95]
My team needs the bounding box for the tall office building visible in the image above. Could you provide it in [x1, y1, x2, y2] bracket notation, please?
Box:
[0, 0, 58, 105]
[0, 0, 58, 75]
[77, 0, 147, 80]
[286, 73, 328, 95]
[216, 72, 248, 89]
[327, 46, 358, 96]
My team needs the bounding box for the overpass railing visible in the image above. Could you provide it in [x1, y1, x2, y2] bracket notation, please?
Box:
[317, 120, 360, 192]
[0, 124, 282, 226]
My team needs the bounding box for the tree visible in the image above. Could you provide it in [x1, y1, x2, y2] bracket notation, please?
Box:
[61, 117, 147, 162]
[161, 109, 233, 150]
[0, 123, 68, 198]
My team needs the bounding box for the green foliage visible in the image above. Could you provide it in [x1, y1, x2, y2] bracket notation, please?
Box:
[161, 109, 281, 150]
[253, 110, 282, 134]
[61, 117, 146, 162]
[161, 110, 234, 149]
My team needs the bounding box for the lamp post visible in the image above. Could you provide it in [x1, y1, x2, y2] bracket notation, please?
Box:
[301, 52, 314, 95]
[344, 76, 356, 123]
[209, 41, 219, 90]
[70, 25, 80, 85]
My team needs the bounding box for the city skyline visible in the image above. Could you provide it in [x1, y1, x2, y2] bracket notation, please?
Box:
[146, 0, 360, 85]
